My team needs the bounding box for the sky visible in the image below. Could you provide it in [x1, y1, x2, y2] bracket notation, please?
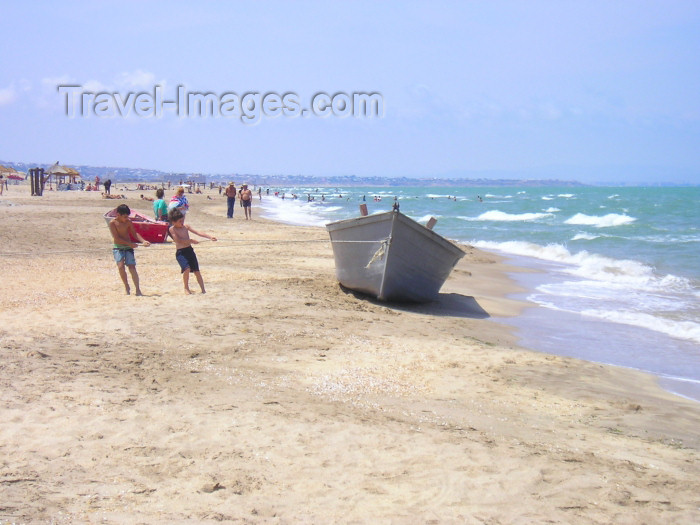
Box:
[1, 0, 699, 183]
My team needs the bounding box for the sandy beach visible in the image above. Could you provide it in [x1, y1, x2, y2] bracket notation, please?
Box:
[1, 184, 699, 524]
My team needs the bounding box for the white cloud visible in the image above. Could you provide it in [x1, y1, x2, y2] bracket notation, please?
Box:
[38, 71, 166, 98]
[0, 85, 17, 106]
[41, 75, 107, 93]
[116, 69, 157, 89]
[36, 75, 77, 111]
[84, 80, 109, 92]
[539, 102, 563, 120]
[42, 75, 77, 89]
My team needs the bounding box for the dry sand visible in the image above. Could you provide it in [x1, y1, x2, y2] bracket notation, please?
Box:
[1, 185, 699, 524]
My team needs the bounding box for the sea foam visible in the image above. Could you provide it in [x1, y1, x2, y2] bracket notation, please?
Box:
[580, 309, 700, 345]
[469, 210, 553, 222]
[472, 240, 692, 293]
[571, 232, 599, 241]
[565, 212, 636, 228]
[475, 238, 699, 344]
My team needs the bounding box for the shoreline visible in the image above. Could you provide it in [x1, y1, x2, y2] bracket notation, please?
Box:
[485, 250, 700, 405]
[259, 190, 700, 405]
[1, 185, 699, 522]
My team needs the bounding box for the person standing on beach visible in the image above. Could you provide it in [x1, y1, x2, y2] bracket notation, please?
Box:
[153, 188, 169, 221]
[104, 179, 112, 195]
[224, 181, 237, 218]
[168, 208, 217, 294]
[240, 184, 253, 220]
[169, 187, 189, 219]
[109, 204, 151, 295]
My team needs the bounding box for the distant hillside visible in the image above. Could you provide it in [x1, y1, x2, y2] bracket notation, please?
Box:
[1, 160, 588, 187]
[4, 159, 698, 186]
[3, 160, 179, 183]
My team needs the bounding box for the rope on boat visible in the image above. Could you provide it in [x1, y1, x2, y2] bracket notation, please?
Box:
[365, 238, 390, 268]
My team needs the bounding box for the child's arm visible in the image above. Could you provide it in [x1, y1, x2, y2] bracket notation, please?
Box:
[131, 224, 151, 247]
[186, 225, 217, 242]
[128, 222, 151, 247]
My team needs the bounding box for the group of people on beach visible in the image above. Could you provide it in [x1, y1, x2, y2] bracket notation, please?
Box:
[224, 181, 253, 220]
[106, 182, 260, 296]
[108, 187, 217, 296]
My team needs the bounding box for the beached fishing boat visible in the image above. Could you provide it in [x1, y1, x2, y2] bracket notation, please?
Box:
[103, 208, 169, 243]
[325, 210, 465, 302]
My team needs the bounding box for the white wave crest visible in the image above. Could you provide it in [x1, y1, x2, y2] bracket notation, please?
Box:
[473, 240, 575, 263]
[581, 309, 700, 345]
[415, 214, 441, 224]
[571, 232, 599, 241]
[472, 240, 693, 293]
[470, 210, 553, 222]
[564, 212, 636, 228]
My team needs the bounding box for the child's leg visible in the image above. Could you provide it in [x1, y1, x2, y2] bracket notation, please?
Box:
[127, 264, 142, 296]
[117, 261, 130, 294]
[194, 270, 206, 293]
[182, 268, 192, 294]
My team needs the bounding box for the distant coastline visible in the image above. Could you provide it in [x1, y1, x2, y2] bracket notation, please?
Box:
[3, 159, 698, 187]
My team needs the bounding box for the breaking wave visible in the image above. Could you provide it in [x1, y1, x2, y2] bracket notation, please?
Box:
[564, 212, 636, 228]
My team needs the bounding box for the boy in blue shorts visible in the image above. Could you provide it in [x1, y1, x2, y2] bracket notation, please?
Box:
[109, 204, 151, 295]
[168, 208, 217, 294]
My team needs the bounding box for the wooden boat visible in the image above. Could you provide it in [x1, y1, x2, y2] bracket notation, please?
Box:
[103, 208, 169, 243]
[325, 210, 465, 302]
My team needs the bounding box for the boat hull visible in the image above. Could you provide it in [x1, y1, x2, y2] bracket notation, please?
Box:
[103, 209, 169, 243]
[325, 211, 465, 302]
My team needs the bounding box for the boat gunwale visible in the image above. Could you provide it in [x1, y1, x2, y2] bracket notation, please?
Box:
[326, 210, 465, 257]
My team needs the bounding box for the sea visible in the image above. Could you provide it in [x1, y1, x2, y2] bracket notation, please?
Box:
[257, 185, 700, 403]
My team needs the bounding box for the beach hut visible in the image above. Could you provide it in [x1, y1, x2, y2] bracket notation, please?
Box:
[0, 165, 24, 187]
[0, 165, 20, 178]
[46, 162, 82, 187]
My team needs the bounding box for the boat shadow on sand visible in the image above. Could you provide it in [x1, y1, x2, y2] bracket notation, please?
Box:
[340, 286, 490, 319]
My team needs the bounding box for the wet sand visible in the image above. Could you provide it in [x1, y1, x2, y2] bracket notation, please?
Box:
[1, 185, 699, 523]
